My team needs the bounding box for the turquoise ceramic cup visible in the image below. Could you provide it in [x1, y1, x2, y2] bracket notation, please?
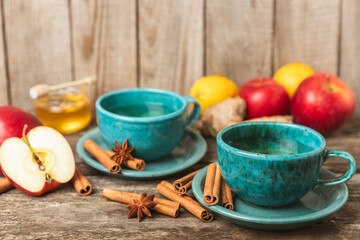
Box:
[217, 122, 356, 207]
[96, 88, 200, 161]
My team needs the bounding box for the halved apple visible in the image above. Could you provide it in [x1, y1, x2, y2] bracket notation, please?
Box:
[0, 126, 75, 196]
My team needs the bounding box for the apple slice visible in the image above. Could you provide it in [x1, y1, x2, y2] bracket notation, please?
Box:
[0, 126, 75, 196]
[0, 106, 42, 176]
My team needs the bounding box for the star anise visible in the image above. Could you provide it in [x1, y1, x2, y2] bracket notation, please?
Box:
[126, 192, 157, 222]
[111, 139, 135, 165]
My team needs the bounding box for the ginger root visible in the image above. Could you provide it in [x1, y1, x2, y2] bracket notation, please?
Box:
[197, 97, 246, 137]
[197, 97, 293, 137]
[244, 115, 293, 123]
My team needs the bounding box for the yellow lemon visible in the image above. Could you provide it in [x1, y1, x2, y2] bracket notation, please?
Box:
[274, 62, 315, 98]
[190, 76, 238, 114]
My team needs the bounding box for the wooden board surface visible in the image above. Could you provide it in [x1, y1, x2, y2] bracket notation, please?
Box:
[0, 2, 8, 105]
[340, 0, 360, 116]
[206, 0, 274, 84]
[0, 120, 359, 239]
[71, 0, 137, 106]
[274, 0, 341, 74]
[138, 0, 204, 94]
[3, 0, 72, 111]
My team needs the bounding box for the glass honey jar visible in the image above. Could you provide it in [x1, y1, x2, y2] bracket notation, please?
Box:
[34, 86, 91, 134]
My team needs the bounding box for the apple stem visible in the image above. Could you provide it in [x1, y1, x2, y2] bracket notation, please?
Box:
[326, 75, 334, 92]
[22, 124, 29, 144]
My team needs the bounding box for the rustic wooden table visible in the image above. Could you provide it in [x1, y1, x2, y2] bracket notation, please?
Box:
[1, 120, 359, 239]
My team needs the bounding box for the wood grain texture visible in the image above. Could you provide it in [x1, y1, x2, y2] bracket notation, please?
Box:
[274, 0, 341, 74]
[139, 0, 204, 94]
[0, 120, 359, 238]
[206, 0, 274, 85]
[3, 0, 72, 111]
[340, 0, 360, 116]
[71, 0, 137, 104]
[0, 2, 8, 105]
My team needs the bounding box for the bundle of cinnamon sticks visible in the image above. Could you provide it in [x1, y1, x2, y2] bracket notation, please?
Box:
[71, 165, 92, 196]
[102, 170, 220, 223]
[157, 181, 214, 222]
[202, 163, 234, 210]
[171, 163, 234, 210]
[83, 140, 145, 174]
[173, 169, 200, 195]
[148, 164, 234, 222]
[103, 188, 181, 219]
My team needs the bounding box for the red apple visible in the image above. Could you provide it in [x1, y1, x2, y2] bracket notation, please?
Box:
[239, 78, 291, 119]
[291, 73, 355, 136]
[0, 106, 42, 175]
[0, 126, 75, 195]
[0, 106, 42, 145]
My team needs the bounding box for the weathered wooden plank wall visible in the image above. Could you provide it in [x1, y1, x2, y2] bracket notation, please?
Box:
[70, 0, 137, 111]
[274, 0, 341, 74]
[0, 2, 8, 105]
[340, 0, 360, 115]
[0, 0, 359, 116]
[3, 0, 72, 110]
[206, 0, 274, 84]
[139, 0, 204, 93]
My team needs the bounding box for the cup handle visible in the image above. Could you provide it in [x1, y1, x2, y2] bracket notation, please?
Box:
[184, 96, 201, 127]
[315, 149, 356, 188]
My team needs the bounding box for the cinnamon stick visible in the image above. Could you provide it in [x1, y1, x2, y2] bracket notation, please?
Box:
[103, 188, 180, 218]
[203, 163, 221, 205]
[71, 166, 92, 196]
[156, 181, 214, 223]
[104, 149, 145, 171]
[0, 178, 13, 193]
[173, 169, 200, 195]
[126, 158, 145, 171]
[221, 176, 234, 210]
[83, 140, 121, 174]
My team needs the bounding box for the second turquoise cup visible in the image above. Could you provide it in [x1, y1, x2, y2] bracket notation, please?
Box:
[217, 122, 356, 207]
[96, 88, 200, 161]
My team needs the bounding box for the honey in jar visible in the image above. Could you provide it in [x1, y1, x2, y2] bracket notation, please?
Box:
[34, 86, 91, 134]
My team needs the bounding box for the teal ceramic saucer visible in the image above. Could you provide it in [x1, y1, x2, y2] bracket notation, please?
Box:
[192, 163, 349, 231]
[76, 128, 207, 179]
